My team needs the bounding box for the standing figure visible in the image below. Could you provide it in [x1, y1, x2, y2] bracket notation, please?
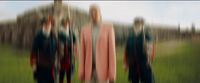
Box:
[124, 17, 155, 83]
[30, 16, 57, 83]
[79, 4, 116, 83]
[58, 18, 77, 83]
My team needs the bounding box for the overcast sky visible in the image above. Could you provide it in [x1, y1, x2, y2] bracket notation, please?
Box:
[0, 1, 200, 29]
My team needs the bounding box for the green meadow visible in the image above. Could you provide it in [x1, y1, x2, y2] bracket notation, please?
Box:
[0, 40, 200, 83]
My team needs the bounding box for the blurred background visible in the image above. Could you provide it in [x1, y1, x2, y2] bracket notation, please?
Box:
[0, 0, 200, 83]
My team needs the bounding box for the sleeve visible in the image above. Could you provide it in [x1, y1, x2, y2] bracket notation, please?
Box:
[108, 25, 116, 81]
[123, 38, 129, 68]
[58, 32, 66, 43]
[30, 33, 39, 66]
[57, 32, 61, 41]
[78, 29, 85, 81]
[57, 34, 62, 60]
[144, 30, 155, 64]
[145, 30, 153, 42]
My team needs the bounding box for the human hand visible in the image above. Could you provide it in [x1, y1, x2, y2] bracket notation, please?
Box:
[123, 64, 128, 72]
[109, 80, 115, 83]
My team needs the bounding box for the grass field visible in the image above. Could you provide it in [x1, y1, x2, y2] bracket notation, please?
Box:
[0, 40, 200, 83]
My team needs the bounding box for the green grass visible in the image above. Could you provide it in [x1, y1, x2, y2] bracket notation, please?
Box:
[0, 44, 33, 83]
[0, 40, 200, 83]
[152, 40, 200, 83]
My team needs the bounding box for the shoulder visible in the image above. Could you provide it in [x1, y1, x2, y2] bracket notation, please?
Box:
[32, 30, 43, 44]
[58, 32, 64, 39]
[126, 30, 134, 41]
[36, 30, 43, 35]
[35, 30, 43, 38]
[101, 22, 113, 28]
[144, 27, 152, 36]
[58, 31, 64, 36]
[101, 22, 114, 32]
[81, 24, 91, 34]
[127, 28, 134, 36]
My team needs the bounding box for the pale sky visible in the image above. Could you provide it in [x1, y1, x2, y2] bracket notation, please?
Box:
[0, 1, 200, 29]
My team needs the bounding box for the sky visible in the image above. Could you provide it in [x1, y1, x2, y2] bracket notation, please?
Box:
[0, 1, 200, 29]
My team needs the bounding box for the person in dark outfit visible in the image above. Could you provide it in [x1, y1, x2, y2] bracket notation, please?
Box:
[30, 16, 58, 83]
[58, 18, 77, 83]
[124, 17, 154, 83]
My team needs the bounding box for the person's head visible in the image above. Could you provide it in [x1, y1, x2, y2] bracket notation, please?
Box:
[61, 17, 70, 29]
[89, 4, 101, 24]
[41, 15, 53, 32]
[133, 17, 145, 30]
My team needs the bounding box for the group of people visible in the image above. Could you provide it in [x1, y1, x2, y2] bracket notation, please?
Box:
[30, 4, 155, 83]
